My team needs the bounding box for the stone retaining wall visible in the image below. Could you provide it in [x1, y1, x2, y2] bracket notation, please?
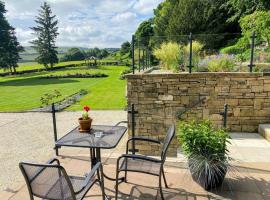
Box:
[126, 72, 270, 156]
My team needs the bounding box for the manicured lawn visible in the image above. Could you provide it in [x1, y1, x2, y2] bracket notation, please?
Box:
[0, 65, 128, 111]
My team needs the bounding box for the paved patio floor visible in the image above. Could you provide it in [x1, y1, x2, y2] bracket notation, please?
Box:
[1, 111, 270, 199]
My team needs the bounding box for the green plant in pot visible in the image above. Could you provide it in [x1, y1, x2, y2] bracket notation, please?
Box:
[78, 106, 92, 133]
[177, 120, 230, 190]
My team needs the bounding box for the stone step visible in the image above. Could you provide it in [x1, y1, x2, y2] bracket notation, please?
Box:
[258, 124, 270, 141]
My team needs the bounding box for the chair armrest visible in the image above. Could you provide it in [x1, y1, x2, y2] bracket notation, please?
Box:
[126, 137, 162, 154]
[128, 137, 162, 144]
[47, 158, 60, 165]
[118, 154, 162, 164]
[114, 121, 128, 126]
[74, 162, 102, 194]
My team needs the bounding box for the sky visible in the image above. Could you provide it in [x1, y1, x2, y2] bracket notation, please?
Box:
[2, 0, 163, 48]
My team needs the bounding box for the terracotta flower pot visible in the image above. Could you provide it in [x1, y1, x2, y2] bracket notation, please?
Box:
[78, 117, 92, 133]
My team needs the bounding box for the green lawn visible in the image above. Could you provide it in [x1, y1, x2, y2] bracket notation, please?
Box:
[0, 65, 128, 111]
[0, 59, 119, 73]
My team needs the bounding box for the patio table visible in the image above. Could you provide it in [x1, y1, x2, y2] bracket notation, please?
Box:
[55, 124, 127, 182]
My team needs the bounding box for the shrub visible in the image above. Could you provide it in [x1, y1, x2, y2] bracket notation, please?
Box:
[153, 42, 180, 71]
[40, 90, 62, 106]
[177, 120, 230, 161]
[184, 40, 204, 68]
[119, 69, 133, 80]
[207, 55, 236, 72]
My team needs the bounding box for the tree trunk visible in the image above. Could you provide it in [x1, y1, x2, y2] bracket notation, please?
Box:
[9, 66, 13, 74]
[12, 66, 17, 74]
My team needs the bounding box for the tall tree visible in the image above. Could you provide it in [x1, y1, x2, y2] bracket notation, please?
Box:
[31, 2, 59, 69]
[0, 1, 23, 73]
[120, 41, 131, 56]
[135, 19, 154, 47]
[153, 0, 239, 49]
[224, 0, 270, 22]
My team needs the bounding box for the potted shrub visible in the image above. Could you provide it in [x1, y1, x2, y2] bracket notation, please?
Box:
[177, 120, 230, 190]
[78, 106, 92, 133]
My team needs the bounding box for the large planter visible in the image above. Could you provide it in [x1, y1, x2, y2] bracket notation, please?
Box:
[188, 159, 227, 190]
[78, 117, 92, 133]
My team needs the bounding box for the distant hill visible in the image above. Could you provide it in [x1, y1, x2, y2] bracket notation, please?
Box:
[19, 46, 120, 63]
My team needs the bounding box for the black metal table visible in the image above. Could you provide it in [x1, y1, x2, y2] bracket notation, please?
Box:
[55, 125, 127, 182]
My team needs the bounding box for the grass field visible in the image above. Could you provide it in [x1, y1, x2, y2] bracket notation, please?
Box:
[0, 65, 128, 111]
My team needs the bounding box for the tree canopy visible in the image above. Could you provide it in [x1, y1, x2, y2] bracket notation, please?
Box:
[31, 2, 59, 69]
[120, 41, 131, 56]
[135, 19, 154, 47]
[224, 0, 270, 22]
[0, 1, 23, 73]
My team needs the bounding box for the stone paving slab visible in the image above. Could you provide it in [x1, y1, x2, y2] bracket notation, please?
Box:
[6, 156, 270, 200]
[0, 111, 127, 192]
[1, 112, 270, 199]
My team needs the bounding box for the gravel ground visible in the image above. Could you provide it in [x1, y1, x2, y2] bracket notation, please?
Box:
[0, 111, 127, 192]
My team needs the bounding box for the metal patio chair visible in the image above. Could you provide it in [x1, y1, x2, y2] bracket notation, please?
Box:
[19, 158, 105, 200]
[115, 125, 175, 200]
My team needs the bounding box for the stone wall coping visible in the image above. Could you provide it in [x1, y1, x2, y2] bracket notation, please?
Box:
[126, 72, 270, 79]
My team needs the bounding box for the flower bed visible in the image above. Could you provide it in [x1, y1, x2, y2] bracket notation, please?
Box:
[41, 73, 108, 79]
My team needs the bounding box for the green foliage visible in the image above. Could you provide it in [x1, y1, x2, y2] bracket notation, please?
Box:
[153, 0, 238, 49]
[40, 89, 62, 106]
[61, 48, 85, 62]
[119, 69, 133, 80]
[207, 55, 236, 72]
[82, 111, 89, 120]
[0, 1, 23, 73]
[224, 0, 270, 22]
[177, 120, 230, 162]
[183, 41, 203, 68]
[240, 11, 270, 45]
[84, 48, 109, 59]
[120, 41, 131, 56]
[153, 42, 180, 71]
[31, 2, 59, 69]
[135, 19, 154, 47]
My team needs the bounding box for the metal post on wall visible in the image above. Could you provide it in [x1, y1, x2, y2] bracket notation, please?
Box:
[142, 48, 145, 70]
[132, 35, 135, 74]
[220, 104, 228, 128]
[188, 32, 193, 73]
[138, 40, 141, 72]
[128, 104, 139, 154]
[52, 103, 59, 156]
[248, 31, 256, 72]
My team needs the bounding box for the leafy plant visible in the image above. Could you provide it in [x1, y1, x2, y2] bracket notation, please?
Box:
[177, 120, 231, 189]
[178, 120, 230, 161]
[82, 106, 90, 120]
[207, 55, 236, 72]
[40, 90, 62, 106]
[184, 40, 204, 69]
[153, 42, 180, 71]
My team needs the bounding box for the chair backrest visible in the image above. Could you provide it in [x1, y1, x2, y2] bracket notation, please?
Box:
[19, 162, 76, 200]
[161, 125, 175, 162]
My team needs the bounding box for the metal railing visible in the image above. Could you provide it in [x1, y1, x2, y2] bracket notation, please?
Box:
[131, 31, 258, 74]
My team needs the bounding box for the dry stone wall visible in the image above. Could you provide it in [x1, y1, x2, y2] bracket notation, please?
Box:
[126, 72, 270, 156]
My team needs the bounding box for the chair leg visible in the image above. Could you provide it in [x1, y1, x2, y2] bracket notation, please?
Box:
[159, 172, 165, 200]
[162, 167, 169, 188]
[99, 167, 106, 200]
[115, 170, 119, 200]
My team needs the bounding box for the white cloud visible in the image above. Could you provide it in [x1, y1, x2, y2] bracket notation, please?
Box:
[133, 0, 164, 15]
[2, 0, 164, 47]
[111, 12, 137, 23]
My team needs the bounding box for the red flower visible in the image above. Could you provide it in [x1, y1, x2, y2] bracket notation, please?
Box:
[83, 106, 90, 112]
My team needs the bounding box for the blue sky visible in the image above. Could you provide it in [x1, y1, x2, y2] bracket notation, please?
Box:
[3, 0, 164, 48]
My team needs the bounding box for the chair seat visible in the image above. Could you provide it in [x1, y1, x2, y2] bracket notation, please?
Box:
[70, 176, 95, 200]
[39, 176, 95, 200]
[119, 156, 161, 176]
